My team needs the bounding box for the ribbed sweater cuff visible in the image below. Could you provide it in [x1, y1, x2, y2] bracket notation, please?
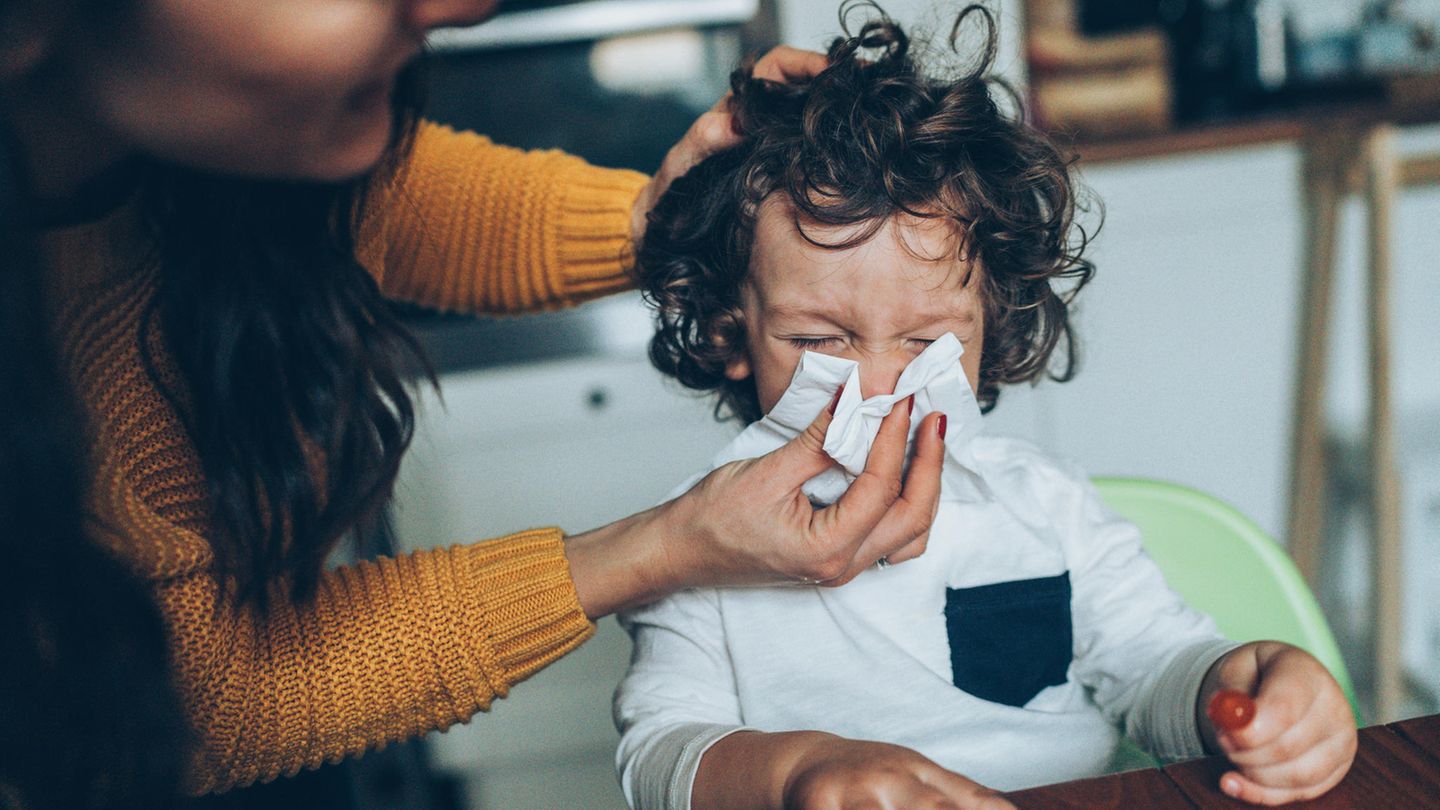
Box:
[462, 529, 595, 692]
[554, 164, 648, 300]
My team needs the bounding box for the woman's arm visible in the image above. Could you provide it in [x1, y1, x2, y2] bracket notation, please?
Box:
[141, 528, 593, 795]
[358, 121, 648, 315]
[153, 403, 939, 795]
[359, 47, 832, 317]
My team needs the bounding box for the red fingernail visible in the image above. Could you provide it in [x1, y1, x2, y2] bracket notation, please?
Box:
[827, 385, 845, 416]
[907, 395, 915, 416]
[937, 414, 948, 440]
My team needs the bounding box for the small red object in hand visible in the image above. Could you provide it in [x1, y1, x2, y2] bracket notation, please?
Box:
[1208, 689, 1257, 732]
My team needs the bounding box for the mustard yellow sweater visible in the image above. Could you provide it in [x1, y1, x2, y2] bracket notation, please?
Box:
[39, 122, 650, 794]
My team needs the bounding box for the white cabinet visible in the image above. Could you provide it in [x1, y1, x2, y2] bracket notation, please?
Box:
[391, 355, 737, 809]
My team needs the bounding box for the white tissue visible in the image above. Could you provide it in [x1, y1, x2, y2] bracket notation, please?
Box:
[711, 332, 991, 505]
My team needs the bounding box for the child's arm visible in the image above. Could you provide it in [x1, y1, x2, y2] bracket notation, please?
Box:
[614, 588, 748, 810]
[1195, 641, 1357, 805]
[1046, 461, 1355, 803]
[694, 731, 1016, 810]
[1047, 464, 1240, 760]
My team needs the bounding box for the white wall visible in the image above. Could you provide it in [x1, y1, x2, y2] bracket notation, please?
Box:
[1028, 145, 1306, 536]
[1016, 133, 1440, 538]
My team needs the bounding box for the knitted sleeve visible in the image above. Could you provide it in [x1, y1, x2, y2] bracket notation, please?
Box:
[121, 524, 595, 795]
[358, 121, 650, 314]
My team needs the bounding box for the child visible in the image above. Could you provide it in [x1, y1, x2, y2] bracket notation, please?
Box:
[615, 7, 1356, 809]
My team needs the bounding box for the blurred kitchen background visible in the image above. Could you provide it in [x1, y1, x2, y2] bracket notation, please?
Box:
[343, 1, 1440, 807]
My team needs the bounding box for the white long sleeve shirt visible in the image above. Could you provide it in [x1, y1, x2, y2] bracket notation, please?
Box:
[614, 341, 1236, 809]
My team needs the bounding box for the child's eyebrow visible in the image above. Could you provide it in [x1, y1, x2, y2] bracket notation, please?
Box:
[765, 302, 977, 328]
[765, 302, 839, 322]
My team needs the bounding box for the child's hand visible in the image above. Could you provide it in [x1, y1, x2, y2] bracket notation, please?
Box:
[1198, 641, 1357, 805]
[783, 736, 1016, 810]
[695, 730, 1015, 810]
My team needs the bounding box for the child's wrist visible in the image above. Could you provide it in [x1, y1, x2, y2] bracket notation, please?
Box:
[773, 731, 843, 808]
[1196, 653, 1229, 755]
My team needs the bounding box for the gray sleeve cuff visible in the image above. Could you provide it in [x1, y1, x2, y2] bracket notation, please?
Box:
[622, 722, 751, 810]
[671, 724, 751, 810]
[1126, 638, 1244, 761]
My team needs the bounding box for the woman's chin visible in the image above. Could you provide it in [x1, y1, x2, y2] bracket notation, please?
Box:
[280, 77, 397, 181]
[306, 113, 396, 182]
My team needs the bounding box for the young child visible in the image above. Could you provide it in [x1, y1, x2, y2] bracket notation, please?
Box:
[615, 7, 1356, 810]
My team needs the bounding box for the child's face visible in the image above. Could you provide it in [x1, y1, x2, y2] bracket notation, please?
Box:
[726, 196, 985, 414]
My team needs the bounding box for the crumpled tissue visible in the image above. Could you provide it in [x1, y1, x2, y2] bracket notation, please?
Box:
[710, 332, 991, 505]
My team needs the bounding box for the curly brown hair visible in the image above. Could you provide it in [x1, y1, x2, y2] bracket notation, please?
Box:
[640, 2, 1096, 424]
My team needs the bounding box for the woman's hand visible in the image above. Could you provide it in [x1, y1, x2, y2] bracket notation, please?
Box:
[1198, 642, 1357, 805]
[630, 46, 829, 243]
[566, 398, 944, 618]
[662, 396, 944, 592]
[696, 730, 1015, 810]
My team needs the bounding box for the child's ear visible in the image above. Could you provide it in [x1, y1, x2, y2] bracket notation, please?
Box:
[723, 355, 752, 382]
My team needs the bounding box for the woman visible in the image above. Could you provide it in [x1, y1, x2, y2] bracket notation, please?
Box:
[0, 0, 946, 798]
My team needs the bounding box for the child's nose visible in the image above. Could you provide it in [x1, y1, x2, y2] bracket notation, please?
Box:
[856, 354, 911, 400]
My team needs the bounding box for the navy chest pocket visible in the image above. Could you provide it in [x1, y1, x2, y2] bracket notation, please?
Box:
[943, 572, 1073, 707]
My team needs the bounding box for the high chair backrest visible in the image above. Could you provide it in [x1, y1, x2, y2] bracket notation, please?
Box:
[1093, 477, 1360, 720]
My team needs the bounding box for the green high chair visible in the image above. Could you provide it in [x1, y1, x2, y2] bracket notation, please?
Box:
[1092, 477, 1360, 770]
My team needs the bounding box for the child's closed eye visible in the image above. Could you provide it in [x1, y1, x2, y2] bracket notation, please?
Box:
[785, 337, 939, 351]
[787, 336, 841, 350]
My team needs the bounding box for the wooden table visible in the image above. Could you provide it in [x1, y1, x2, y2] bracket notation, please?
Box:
[1005, 714, 1440, 808]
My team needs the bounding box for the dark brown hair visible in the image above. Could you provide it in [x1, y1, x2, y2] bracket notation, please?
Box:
[141, 62, 434, 605]
[641, 2, 1095, 423]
